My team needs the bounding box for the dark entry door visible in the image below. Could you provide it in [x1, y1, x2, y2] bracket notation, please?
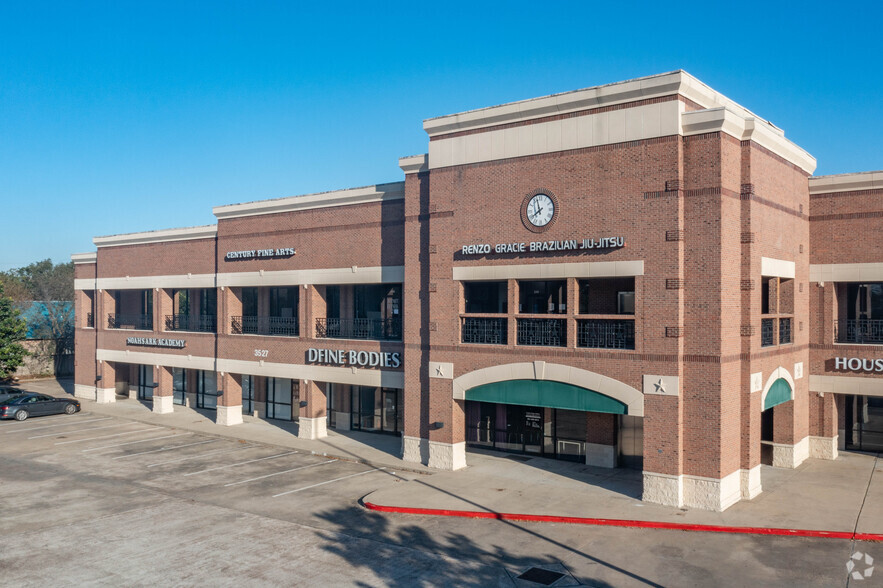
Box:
[846, 395, 883, 452]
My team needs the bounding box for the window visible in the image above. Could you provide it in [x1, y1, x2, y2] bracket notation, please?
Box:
[464, 281, 507, 314]
[518, 281, 566, 314]
[579, 278, 635, 315]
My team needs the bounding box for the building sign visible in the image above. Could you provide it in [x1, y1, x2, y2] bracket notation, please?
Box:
[834, 357, 883, 373]
[225, 247, 296, 260]
[307, 348, 402, 369]
[460, 237, 624, 256]
[126, 337, 186, 349]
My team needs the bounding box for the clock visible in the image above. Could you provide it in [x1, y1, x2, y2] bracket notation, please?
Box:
[521, 189, 558, 232]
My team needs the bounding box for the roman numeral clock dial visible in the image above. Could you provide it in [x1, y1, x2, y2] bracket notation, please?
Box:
[522, 190, 558, 232]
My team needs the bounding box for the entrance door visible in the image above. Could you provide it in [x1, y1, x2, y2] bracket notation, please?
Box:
[196, 370, 217, 409]
[266, 378, 292, 420]
[172, 368, 186, 405]
[242, 375, 254, 414]
[846, 395, 883, 452]
[382, 389, 397, 433]
[137, 365, 153, 401]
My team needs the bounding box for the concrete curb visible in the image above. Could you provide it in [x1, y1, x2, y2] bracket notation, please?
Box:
[362, 501, 883, 542]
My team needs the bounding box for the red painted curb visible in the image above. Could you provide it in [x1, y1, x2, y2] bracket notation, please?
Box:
[362, 501, 883, 542]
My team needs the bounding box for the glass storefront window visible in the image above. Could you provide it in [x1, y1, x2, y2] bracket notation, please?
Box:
[518, 280, 566, 314]
[464, 281, 507, 314]
[242, 375, 254, 414]
[197, 370, 217, 410]
[173, 367, 186, 405]
[267, 377, 293, 420]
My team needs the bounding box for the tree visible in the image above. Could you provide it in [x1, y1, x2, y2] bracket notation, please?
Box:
[0, 283, 28, 379]
[0, 260, 74, 374]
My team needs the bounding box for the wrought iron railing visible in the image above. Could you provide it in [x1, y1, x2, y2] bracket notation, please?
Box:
[107, 313, 153, 330]
[231, 316, 299, 337]
[516, 318, 566, 347]
[86, 312, 94, 328]
[836, 319, 883, 344]
[577, 319, 635, 350]
[315, 317, 402, 341]
[461, 317, 507, 345]
[761, 318, 774, 347]
[779, 317, 792, 344]
[165, 314, 216, 333]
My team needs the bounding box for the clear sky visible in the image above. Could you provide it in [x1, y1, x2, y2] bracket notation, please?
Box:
[1, 1, 880, 270]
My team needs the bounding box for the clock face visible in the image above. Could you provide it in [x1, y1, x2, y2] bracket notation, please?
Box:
[526, 193, 554, 227]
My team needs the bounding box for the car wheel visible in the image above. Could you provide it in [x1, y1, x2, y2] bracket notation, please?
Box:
[64, 404, 77, 415]
[14, 410, 28, 421]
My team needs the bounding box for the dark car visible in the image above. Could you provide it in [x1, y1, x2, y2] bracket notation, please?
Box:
[0, 387, 28, 403]
[0, 393, 81, 421]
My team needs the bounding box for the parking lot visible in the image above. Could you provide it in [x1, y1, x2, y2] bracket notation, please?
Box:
[0, 404, 868, 586]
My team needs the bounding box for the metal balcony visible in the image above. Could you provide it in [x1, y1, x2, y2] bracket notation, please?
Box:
[461, 317, 507, 345]
[165, 314, 216, 333]
[315, 317, 402, 341]
[836, 319, 883, 345]
[577, 319, 635, 350]
[107, 313, 153, 330]
[516, 318, 566, 347]
[231, 316, 299, 337]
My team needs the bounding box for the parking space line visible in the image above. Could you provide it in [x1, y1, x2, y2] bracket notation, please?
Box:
[147, 444, 255, 467]
[184, 451, 298, 476]
[112, 439, 219, 460]
[27, 421, 132, 439]
[82, 433, 191, 452]
[0, 414, 74, 427]
[54, 427, 159, 445]
[5, 417, 112, 434]
[224, 459, 338, 487]
[272, 467, 387, 498]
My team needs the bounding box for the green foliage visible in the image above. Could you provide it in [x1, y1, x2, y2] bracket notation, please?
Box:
[0, 259, 74, 343]
[0, 283, 28, 379]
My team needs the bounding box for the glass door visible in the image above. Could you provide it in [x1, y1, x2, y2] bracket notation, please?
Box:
[382, 389, 397, 433]
[267, 377, 292, 420]
[172, 367, 186, 405]
[242, 375, 254, 414]
[197, 370, 217, 409]
[137, 365, 153, 401]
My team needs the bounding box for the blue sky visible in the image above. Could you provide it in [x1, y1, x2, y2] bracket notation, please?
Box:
[1, 1, 880, 270]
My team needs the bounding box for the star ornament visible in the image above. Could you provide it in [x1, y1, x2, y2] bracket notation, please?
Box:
[435, 365, 445, 377]
[654, 378, 667, 395]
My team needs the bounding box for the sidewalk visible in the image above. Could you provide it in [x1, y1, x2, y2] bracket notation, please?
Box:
[21, 378, 883, 538]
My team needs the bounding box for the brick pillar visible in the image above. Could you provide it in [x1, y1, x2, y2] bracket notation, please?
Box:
[157, 289, 174, 332]
[507, 279, 518, 346]
[297, 379, 327, 439]
[585, 412, 615, 467]
[96, 360, 117, 403]
[222, 287, 242, 335]
[154, 365, 174, 414]
[566, 278, 578, 348]
[216, 372, 243, 426]
[807, 389, 839, 460]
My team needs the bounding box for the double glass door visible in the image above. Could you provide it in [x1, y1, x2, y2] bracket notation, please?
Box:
[196, 370, 217, 409]
[137, 365, 154, 401]
[846, 395, 883, 452]
[350, 387, 402, 434]
[266, 377, 293, 420]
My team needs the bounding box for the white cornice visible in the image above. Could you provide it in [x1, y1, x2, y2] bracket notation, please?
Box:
[398, 154, 429, 174]
[423, 70, 778, 138]
[809, 170, 883, 194]
[71, 252, 97, 264]
[93, 225, 217, 248]
[213, 182, 405, 220]
[681, 107, 816, 174]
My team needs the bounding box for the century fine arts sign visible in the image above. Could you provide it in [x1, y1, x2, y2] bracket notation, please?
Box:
[460, 236, 624, 256]
[225, 247, 296, 260]
[126, 337, 186, 349]
[307, 348, 401, 369]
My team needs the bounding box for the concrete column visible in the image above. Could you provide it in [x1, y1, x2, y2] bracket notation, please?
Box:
[154, 365, 174, 414]
[297, 379, 327, 440]
[216, 373, 243, 426]
[96, 361, 117, 403]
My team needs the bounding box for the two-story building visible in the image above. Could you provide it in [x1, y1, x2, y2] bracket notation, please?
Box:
[72, 70, 882, 511]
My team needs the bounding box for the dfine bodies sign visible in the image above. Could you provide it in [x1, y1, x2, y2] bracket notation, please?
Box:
[307, 348, 401, 369]
[835, 357, 883, 373]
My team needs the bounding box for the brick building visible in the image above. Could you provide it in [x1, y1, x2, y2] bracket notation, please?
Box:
[72, 71, 883, 511]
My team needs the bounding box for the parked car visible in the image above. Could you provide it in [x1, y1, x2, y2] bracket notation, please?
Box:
[0, 387, 28, 403]
[0, 394, 81, 421]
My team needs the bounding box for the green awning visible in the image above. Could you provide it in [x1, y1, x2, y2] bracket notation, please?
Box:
[465, 379, 628, 414]
[764, 378, 792, 411]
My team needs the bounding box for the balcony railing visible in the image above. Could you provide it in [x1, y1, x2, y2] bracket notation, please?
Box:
[517, 318, 566, 347]
[231, 316, 299, 337]
[86, 313, 94, 328]
[779, 317, 792, 345]
[836, 319, 883, 345]
[165, 314, 216, 333]
[761, 318, 774, 347]
[577, 319, 635, 350]
[461, 317, 507, 345]
[107, 313, 153, 330]
[315, 317, 402, 341]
